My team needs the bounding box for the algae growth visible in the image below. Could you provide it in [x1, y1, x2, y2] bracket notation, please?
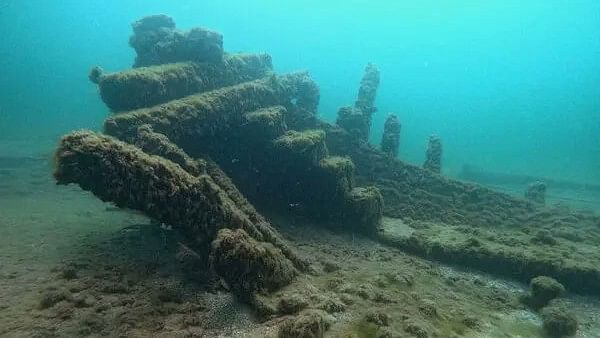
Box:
[3, 13, 599, 338]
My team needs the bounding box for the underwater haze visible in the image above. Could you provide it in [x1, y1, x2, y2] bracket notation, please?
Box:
[4, 2, 600, 337]
[1, 0, 599, 182]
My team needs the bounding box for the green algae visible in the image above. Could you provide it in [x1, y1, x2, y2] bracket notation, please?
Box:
[104, 73, 316, 144]
[319, 156, 355, 180]
[352, 320, 379, 338]
[97, 53, 273, 112]
[274, 130, 326, 152]
[54, 131, 303, 300]
[379, 217, 600, 295]
[243, 105, 287, 140]
[380, 113, 401, 158]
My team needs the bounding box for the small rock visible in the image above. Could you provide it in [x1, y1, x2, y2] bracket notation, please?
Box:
[373, 291, 395, 304]
[521, 276, 565, 310]
[377, 327, 395, 338]
[374, 276, 388, 288]
[60, 266, 78, 280]
[48, 301, 74, 320]
[39, 289, 70, 309]
[339, 293, 355, 305]
[365, 311, 390, 326]
[72, 293, 95, 308]
[277, 294, 308, 315]
[78, 312, 106, 336]
[385, 272, 415, 287]
[531, 230, 558, 245]
[322, 261, 340, 273]
[405, 322, 428, 338]
[418, 299, 437, 317]
[278, 310, 329, 338]
[154, 283, 184, 304]
[462, 316, 479, 329]
[318, 297, 345, 313]
[100, 281, 129, 294]
[541, 306, 578, 337]
[326, 278, 344, 290]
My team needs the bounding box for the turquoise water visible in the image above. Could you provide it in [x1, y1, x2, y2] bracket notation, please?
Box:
[1, 2, 600, 337]
[1, 0, 598, 183]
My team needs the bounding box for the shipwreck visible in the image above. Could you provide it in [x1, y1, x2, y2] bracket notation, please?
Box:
[53, 14, 600, 337]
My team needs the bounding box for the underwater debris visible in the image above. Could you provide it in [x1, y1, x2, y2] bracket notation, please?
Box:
[336, 106, 370, 143]
[129, 14, 223, 67]
[281, 72, 321, 130]
[525, 181, 547, 205]
[54, 131, 302, 297]
[336, 63, 381, 142]
[103, 73, 317, 142]
[378, 214, 600, 295]
[271, 131, 383, 229]
[88, 66, 104, 85]
[355, 63, 380, 120]
[344, 187, 384, 234]
[423, 135, 442, 173]
[95, 53, 273, 111]
[210, 228, 297, 300]
[132, 124, 205, 176]
[273, 130, 328, 166]
[318, 156, 355, 198]
[324, 120, 540, 227]
[380, 113, 401, 158]
[541, 305, 578, 337]
[101, 68, 381, 231]
[126, 123, 291, 239]
[44, 16, 600, 338]
[243, 105, 288, 140]
[54, 131, 246, 241]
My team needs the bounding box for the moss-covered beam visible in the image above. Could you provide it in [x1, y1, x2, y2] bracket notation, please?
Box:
[95, 53, 273, 112]
[125, 124, 309, 271]
[269, 131, 383, 233]
[324, 123, 539, 227]
[54, 131, 265, 243]
[53, 131, 303, 297]
[378, 218, 600, 295]
[242, 105, 288, 141]
[104, 73, 319, 144]
[272, 129, 328, 166]
[132, 124, 205, 176]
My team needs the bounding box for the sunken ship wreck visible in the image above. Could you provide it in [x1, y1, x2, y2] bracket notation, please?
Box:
[52, 15, 599, 337]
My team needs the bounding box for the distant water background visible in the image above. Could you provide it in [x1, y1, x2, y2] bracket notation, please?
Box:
[0, 0, 598, 183]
